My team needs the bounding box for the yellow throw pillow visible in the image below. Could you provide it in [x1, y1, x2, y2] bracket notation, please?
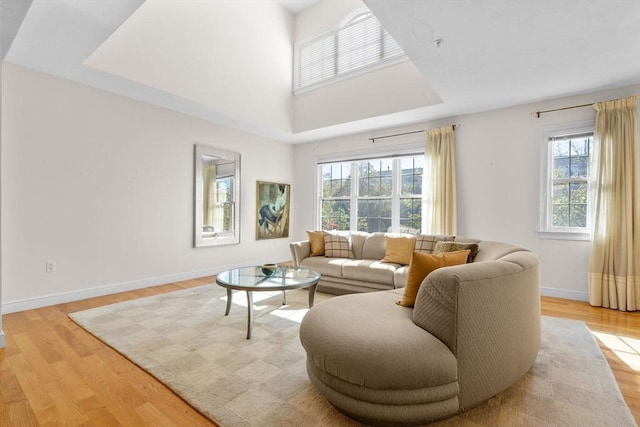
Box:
[306, 230, 326, 256]
[397, 250, 471, 307]
[381, 236, 416, 265]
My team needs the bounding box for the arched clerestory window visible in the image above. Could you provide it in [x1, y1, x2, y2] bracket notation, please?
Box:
[294, 9, 406, 92]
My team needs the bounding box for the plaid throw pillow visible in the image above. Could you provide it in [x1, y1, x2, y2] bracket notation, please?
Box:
[415, 234, 455, 253]
[324, 234, 354, 258]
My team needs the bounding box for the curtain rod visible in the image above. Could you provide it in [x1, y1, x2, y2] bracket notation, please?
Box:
[369, 124, 460, 143]
[535, 95, 640, 117]
[533, 103, 593, 118]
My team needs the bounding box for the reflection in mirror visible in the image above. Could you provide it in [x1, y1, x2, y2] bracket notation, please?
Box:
[194, 144, 240, 247]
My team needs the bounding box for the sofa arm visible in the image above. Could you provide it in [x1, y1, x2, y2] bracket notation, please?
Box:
[413, 255, 539, 352]
[412, 254, 541, 409]
[290, 240, 311, 266]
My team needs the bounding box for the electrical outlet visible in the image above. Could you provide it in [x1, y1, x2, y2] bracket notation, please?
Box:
[46, 261, 57, 273]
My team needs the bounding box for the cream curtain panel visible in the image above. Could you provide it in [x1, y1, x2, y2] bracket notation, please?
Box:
[424, 126, 457, 235]
[588, 96, 640, 311]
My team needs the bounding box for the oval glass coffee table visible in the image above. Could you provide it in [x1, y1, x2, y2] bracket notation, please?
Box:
[216, 266, 320, 339]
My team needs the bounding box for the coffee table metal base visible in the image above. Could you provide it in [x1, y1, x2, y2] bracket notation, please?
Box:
[224, 285, 317, 339]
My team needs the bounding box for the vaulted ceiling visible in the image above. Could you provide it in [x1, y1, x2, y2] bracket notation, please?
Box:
[2, 0, 639, 143]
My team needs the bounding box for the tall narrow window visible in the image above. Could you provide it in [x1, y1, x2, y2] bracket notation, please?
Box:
[319, 154, 423, 233]
[540, 123, 594, 239]
[295, 9, 406, 92]
[320, 162, 352, 230]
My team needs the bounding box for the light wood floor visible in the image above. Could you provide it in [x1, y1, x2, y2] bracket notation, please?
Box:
[1, 278, 638, 426]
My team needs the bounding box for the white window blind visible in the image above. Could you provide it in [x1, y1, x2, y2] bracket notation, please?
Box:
[295, 11, 405, 92]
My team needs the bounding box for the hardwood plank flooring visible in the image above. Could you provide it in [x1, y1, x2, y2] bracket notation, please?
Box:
[1, 279, 638, 426]
[1, 278, 218, 427]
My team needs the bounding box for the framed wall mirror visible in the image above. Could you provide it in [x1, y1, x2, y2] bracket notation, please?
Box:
[194, 144, 240, 247]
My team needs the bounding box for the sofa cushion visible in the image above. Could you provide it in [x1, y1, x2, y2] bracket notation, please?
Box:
[342, 260, 399, 285]
[324, 234, 354, 258]
[381, 235, 416, 265]
[306, 230, 326, 256]
[415, 234, 455, 253]
[393, 265, 410, 288]
[350, 231, 370, 260]
[472, 240, 528, 262]
[300, 256, 350, 278]
[397, 250, 470, 307]
[301, 290, 458, 391]
[361, 232, 387, 260]
[434, 241, 479, 263]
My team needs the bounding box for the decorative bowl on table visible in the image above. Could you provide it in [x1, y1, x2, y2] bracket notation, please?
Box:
[261, 263, 278, 277]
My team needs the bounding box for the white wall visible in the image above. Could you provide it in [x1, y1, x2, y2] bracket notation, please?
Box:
[0, 62, 4, 346]
[293, 61, 440, 132]
[1, 63, 294, 312]
[1, 59, 637, 314]
[292, 85, 640, 301]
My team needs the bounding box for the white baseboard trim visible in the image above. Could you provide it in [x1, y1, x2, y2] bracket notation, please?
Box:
[2, 268, 590, 314]
[1, 261, 254, 314]
[0, 330, 5, 348]
[540, 286, 588, 302]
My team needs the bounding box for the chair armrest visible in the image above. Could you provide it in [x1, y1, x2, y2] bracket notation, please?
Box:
[289, 240, 311, 266]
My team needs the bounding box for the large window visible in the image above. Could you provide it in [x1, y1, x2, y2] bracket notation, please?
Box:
[319, 155, 423, 233]
[294, 9, 406, 92]
[540, 123, 594, 239]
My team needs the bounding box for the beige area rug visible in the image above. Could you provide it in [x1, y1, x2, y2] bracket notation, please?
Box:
[69, 285, 637, 427]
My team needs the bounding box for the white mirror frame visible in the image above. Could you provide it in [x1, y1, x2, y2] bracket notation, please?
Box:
[194, 144, 241, 247]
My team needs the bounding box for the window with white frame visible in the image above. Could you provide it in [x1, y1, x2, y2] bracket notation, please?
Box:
[540, 123, 595, 239]
[319, 155, 423, 233]
[294, 9, 406, 93]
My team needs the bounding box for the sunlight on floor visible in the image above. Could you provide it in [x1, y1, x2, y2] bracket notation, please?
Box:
[592, 331, 640, 372]
[270, 307, 309, 323]
[219, 291, 309, 323]
[219, 290, 283, 306]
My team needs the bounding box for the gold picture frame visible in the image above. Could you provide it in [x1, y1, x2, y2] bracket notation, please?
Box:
[256, 181, 290, 240]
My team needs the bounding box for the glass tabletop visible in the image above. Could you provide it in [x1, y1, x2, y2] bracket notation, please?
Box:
[215, 266, 320, 291]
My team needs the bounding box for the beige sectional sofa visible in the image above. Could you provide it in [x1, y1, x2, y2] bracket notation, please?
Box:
[295, 233, 541, 426]
[289, 231, 456, 294]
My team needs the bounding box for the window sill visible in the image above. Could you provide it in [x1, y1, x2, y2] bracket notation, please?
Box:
[293, 56, 408, 95]
[538, 231, 591, 241]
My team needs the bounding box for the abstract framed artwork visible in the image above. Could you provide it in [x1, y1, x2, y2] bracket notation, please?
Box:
[256, 181, 290, 240]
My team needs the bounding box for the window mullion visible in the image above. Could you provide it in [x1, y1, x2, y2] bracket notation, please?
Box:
[391, 158, 400, 232]
[350, 162, 358, 230]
